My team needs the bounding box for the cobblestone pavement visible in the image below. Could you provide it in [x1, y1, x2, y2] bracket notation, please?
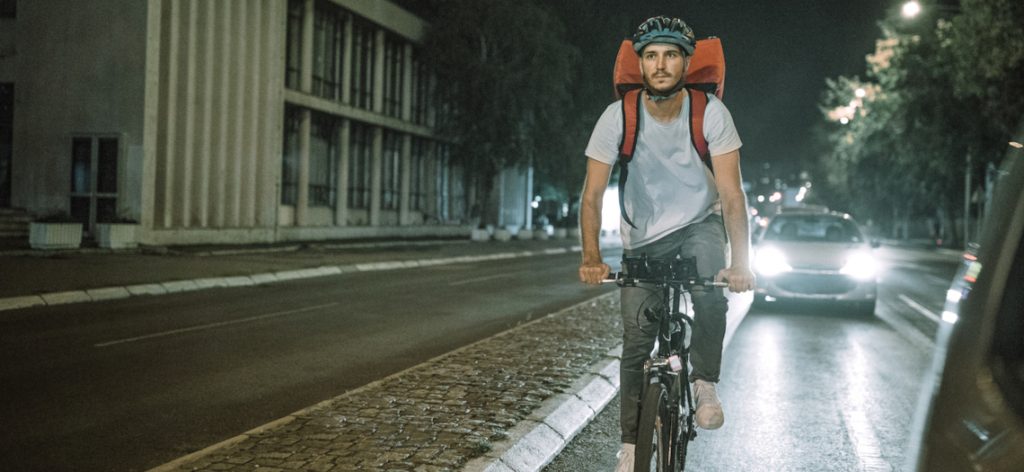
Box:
[152, 292, 622, 472]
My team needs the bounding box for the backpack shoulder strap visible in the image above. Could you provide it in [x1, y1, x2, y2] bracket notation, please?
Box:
[617, 88, 643, 162]
[616, 88, 642, 229]
[687, 88, 713, 174]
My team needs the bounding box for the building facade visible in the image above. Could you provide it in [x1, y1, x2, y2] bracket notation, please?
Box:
[1, 0, 533, 246]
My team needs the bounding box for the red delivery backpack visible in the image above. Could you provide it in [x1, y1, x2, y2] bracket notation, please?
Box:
[611, 37, 726, 229]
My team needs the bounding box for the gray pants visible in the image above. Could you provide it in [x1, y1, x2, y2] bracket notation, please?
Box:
[619, 214, 729, 443]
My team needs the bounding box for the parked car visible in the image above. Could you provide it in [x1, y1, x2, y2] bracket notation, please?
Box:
[906, 137, 1024, 471]
[752, 210, 879, 314]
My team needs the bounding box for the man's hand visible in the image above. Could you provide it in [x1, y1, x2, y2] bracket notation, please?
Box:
[716, 266, 756, 293]
[579, 261, 611, 285]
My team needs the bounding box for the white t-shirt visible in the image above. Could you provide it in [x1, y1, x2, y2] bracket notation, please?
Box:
[585, 93, 742, 249]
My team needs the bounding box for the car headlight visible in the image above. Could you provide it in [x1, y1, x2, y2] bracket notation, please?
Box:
[754, 246, 792, 276]
[840, 251, 877, 280]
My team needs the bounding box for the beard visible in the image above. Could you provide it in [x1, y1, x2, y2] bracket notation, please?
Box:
[642, 73, 686, 98]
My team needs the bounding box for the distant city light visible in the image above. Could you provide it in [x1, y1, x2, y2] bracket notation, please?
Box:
[902, 1, 922, 18]
[769, 192, 782, 203]
[757, 195, 765, 203]
[840, 117, 850, 125]
[855, 88, 866, 98]
[1010, 141, 1023, 149]
[794, 186, 808, 202]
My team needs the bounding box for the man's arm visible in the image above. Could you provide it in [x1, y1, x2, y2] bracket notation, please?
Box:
[711, 149, 756, 292]
[579, 158, 613, 284]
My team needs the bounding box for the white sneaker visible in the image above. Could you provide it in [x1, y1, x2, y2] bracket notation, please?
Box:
[614, 443, 635, 472]
[694, 379, 724, 429]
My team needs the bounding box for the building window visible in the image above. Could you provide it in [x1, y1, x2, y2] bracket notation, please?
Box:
[0, 0, 14, 19]
[281, 106, 301, 205]
[0, 83, 12, 207]
[312, 2, 346, 100]
[411, 50, 434, 126]
[70, 136, 119, 233]
[383, 34, 404, 118]
[309, 112, 338, 207]
[410, 138, 430, 212]
[350, 18, 375, 110]
[285, 0, 303, 90]
[381, 131, 401, 210]
[348, 122, 372, 209]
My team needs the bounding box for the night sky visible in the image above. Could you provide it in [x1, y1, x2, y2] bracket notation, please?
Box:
[583, 0, 897, 184]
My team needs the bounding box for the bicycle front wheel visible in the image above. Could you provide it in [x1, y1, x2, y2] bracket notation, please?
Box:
[634, 381, 678, 472]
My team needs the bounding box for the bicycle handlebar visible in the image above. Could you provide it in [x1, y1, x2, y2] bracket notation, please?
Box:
[602, 272, 729, 288]
[603, 254, 729, 288]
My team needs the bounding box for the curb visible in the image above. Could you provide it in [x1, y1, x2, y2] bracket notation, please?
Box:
[461, 347, 622, 472]
[0, 246, 582, 313]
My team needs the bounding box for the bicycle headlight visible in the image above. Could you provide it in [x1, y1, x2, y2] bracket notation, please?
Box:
[840, 251, 877, 280]
[754, 246, 792, 277]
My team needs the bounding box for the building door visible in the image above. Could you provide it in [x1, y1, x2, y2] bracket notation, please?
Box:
[70, 136, 119, 235]
[0, 83, 12, 208]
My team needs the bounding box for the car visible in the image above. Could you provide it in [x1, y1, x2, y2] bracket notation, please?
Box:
[751, 210, 879, 314]
[905, 135, 1024, 471]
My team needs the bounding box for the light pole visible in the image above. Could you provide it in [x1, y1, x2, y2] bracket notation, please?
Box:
[964, 153, 971, 246]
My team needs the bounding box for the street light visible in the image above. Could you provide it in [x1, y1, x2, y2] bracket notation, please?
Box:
[901, 0, 962, 19]
[902, 1, 922, 18]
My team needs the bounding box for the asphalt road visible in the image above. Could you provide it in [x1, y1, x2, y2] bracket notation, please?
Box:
[544, 245, 959, 471]
[0, 249, 619, 471]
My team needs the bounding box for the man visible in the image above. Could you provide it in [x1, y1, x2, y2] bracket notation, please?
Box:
[576, 16, 755, 470]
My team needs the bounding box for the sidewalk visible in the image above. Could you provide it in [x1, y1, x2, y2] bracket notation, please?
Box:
[0, 237, 586, 312]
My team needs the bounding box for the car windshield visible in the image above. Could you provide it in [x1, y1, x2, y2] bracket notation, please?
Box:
[763, 215, 864, 243]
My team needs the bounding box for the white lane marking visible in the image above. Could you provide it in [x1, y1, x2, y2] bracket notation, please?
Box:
[448, 273, 516, 286]
[923, 273, 953, 287]
[897, 294, 941, 323]
[94, 302, 339, 348]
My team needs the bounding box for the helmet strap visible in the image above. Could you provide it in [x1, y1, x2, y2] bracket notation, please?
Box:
[644, 79, 686, 102]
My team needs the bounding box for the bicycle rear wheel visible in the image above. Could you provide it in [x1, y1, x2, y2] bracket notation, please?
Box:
[634, 381, 678, 472]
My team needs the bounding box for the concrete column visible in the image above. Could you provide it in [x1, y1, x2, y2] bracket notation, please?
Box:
[197, 0, 216, 227]
[142, 0, 163, 231]
[335, 119, 350, 226]
[369, 127, 382, 226]
[211, 0, 233, 228]
[297, 109, 311, 225]
[227, 0, 247, 228]
[399, 135, 411, 225]
[177, 0, 200, 228]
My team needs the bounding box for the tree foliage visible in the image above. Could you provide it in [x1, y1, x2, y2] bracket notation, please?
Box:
[418, 0, 577, 223]
[815, 0, 1024, 241]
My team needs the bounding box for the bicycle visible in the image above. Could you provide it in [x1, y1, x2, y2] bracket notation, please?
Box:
[607, 254, 728, 472]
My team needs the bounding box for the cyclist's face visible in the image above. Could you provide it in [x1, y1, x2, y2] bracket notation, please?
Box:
[640, 44, 689, 93]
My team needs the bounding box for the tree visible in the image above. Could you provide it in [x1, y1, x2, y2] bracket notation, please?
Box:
[816, 0, 1024, 244]
[418, 0, 577, 226]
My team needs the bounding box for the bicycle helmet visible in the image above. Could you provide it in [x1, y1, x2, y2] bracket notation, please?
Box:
[632, 16, 696, 56]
